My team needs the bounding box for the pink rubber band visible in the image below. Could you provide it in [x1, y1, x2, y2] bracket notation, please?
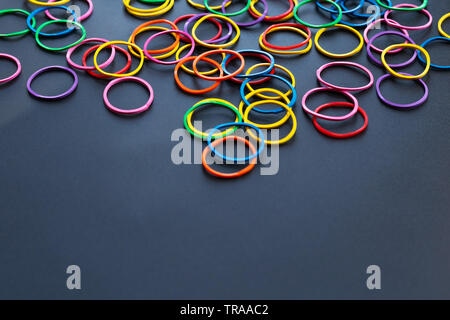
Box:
[316, 61, 374, 92]
[364, 18, 410, 54]
[302, 87, 359, 121]
[66, 38, 116, 71]
[384, 4, 432, 30]
[0, 53, 21, 84]
[103, 76, 154, 115]
[45, 0, 94, 22]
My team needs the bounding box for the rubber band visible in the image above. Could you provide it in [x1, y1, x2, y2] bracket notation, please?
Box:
[192, 14, 240, 48]
[384, 4, 432, 30]
[259, 26, 312, 55]
[174, 56, 223, 94]
[202, 136, 257, 179]
[0, 53, 21, 84]
[176, 44, 224, 76]
[294, 0, 342, 28]
[312, 102, 368, 138]
[330, 1, 380, 28]
[187, 0, 232, 10]
[438, 13, 450, 38]
[241, 74, 297, 112]
[174, 14, 223, 43]
[315, 24, 364, 58]
[184, 99, 242, 140]
[103, 76, 154, 115]
[376, 73, 428, 109]
[123, 0, 174, 17]
[45, 0, 93, 22]
[317, 0, 363, 14]
[261, 23, 311, 51]
[66, 38, 116, 71]
[249, 0, 297, 22]
[342, 0, 391, 17]
[27, 6, 77, 37]
[381, 43, 430, 79]
[238, 88, 291, 127]
[83, 44, 132, 79]
[129, 26, 180, 60]
[129, 19, 179, 57]
[207, 122, 265, 162]
[143, 30, 195, 65]
[0, 9, 36, 38]
[27, 65, 78, 100]
[418, 37, 450, 70]
[245, 63, 296, 100]
[35, 20, 86, 52]
[193, 49, 245, 81]
[94, 41, 144, 78]
[375, 0, 427, 11]
[364, 18, 410, 54]
[316, 61, 374, 91]
[184, 13, 233, 44]
[243, 100, 297, 145]
[204, 0, 251, 17]
[366, 31, 417, 67]
[302, 87, 359, 121]
[222, 49, 274, 79]
[221, 0, 268, 27]
[27, 0, 70, 6]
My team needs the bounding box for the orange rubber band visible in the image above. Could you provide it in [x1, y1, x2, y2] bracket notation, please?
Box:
[174, 56, 223, 94]
[193, 49, 245, 81]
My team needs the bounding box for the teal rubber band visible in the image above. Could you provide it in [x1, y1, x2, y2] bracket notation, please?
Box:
[294, 0, 342, 28]
[35, 20, 86, 52]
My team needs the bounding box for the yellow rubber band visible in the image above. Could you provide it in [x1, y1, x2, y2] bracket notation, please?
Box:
[123, 0, 174, 17]
[381, 43, 430, 80]
[259, 26, 312, 55]
[249, 0, 299, 22]
[239, 88, 291, 129]
[192, 14, 240, 49]
[28, 0, 70, 6]
[438, 13, 450, 38]
[128, 26, 179, 60]
[176, 44, 226, 76]
[187, 0, 231, 10]
[315, 24, 364, 58]
[244, 100, 297, 145]
[245, 63, 296, 100]
[186, 98, 240, 139]
[94, 41, 145, 78]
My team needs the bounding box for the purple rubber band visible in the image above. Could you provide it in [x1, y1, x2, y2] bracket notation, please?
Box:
[0, 53, 21, 84]
[144, 30, 195, 65]
[27, 66, 78, 100]
[221, 0, 268, 27]
[363, 18, 410, 54]
[366, 31, 417, 68]
[66, 38, 116, 71]
[184, 13, 233, 44]
[316, 61, 374, 92]
[384, 4, 433, 31]
[103, 76, 154, 115]
[376, 73, 428, 109]
[302, 87, 360, 121]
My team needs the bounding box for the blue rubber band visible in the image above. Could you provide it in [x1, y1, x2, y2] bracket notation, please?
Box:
[27, 6, 77, 37]
[342, 0, 390, 18]
[418, 37, 450, 70]
[316, 0, 363, 14]
[331, 1, 380, 27]
[207, 122, 265, 162]
[222, 49, 275, 79]
[240, 74, 297, 113]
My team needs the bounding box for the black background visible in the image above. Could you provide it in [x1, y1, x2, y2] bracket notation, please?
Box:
[0, 0, 449, 299]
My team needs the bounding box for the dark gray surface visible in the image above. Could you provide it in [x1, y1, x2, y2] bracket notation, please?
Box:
[0, 0, 449, 299]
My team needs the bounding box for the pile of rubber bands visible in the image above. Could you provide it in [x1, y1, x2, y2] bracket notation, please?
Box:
[0, 0, 449, 179]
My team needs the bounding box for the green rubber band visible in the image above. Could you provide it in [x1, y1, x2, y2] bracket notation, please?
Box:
[294, 0, 342, 28]
[204, 0, 251, 17]
[376, 0, 428, 11]
[35, 20, 86, 52]
[0, 9, 36, 37]
[184, 100, 242, 140]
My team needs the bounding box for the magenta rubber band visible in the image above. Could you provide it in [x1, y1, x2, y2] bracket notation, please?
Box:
[302, 87, 360, 121]
[103, 76, 154, 115]
[364, 18, 410, 54]
[66, 38, 116, 71]
[0, 53, 21, 84]
[376, 73, 428, 109]
[316, 61, 374, 92]
[27, 65, 78, 100]
[45, 0, 94, 22]
[384, 4, 432, 30]
[144, 30, 195, 65]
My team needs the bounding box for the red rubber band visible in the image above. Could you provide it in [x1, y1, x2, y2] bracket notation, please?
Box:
[262, 23, 312, 50]
[248, 0, 295, 22]
[83, 44, 132, 79]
